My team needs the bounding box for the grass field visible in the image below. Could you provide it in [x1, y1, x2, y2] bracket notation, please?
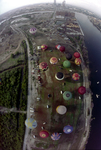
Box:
[32, 41, 83, 148]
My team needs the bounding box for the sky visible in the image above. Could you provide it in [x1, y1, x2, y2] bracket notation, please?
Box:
[0, 0, 101, 16]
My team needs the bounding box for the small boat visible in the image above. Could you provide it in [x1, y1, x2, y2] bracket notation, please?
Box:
[96, 70, 98, 72]
[97, 81, 100, 84]
[96, 94, 100, 98]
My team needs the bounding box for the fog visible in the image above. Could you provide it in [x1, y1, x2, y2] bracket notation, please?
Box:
[0, 0, 101, 16]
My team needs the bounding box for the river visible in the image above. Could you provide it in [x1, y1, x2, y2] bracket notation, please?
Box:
[75, 12, 101, 150]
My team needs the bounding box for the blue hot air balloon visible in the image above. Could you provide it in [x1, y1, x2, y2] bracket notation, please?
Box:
[25, 118, 37, 129]
[51, 133, 61, 140]
[63, 125, 73, 134]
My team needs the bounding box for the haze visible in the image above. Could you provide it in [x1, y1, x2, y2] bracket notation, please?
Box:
[0, 0, 101, 16]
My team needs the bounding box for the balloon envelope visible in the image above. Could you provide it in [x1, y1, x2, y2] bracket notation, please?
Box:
[29, 28, 37, 34]
[72, 73, 80, 81]
[25, 118, 37, 129]
[66, 53, 72, 60]
[63, 91, 72, 100]
[39, 62, 48, 70]
[41, 45, 48, 51]
[74, 52, 80, 58]
[55, 72, 64, 80]
[63, 60, 71, 68]
[59, 46, 65, 52]
[56, 105, 67, 115]
[63, 125, 73, 134]
[51, 133, 61, 140]
[78, 86, 86, 95]
[50, 57, 58, 64]
[75, 58, 81, 65]
[39, 130, 49, 138]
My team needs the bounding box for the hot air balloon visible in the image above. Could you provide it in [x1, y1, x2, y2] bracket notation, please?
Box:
[39, 130, 49, 138]
[25, 118, 37, 129]
[72, 73, 80, 81]
[66, 53, 72, 60]
[50, 57, 58, 64]
[41, 45, 48, 51]
[56, 105, 67, 115]
[75, 58, 81, 66]
[74, 52, 80, 58]
[55, 72, 64, 80]
[63, 125, 73, 134]
[78, 86, 86, 95]
[55, 45, 65, 52]
[29, 27, 37, 34]
[39, 62, 48, 71]
[55, 45, 61, 49]
[59, 46, 65, 52]
[63, 60, 71, 68]
[63, 91, 72, 100]
[51, 133, 61, 140]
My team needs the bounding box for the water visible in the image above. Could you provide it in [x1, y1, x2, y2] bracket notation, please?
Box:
[75, 12, 101, 150]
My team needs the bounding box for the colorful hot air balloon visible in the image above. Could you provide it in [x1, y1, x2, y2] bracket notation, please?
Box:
[63, 60, 71, 68]
[39, 130, 49, 138]
[55, 72, 64, 80]
[78, 86, 86, 95]
[75, 58, 81, 66]
[63, 125, 73, 134]
[66, 53, 72, 60]
[51, 133, 61, 140]
[29, 27, 37, 34]
[55, 45, 65, 52]
[50, 57, 58, 64]
[55, 45, 61, 50]
[56, 105, 67, 115]
[39, 62, 48, 71]
[72, 73, 80, 81]
[74, 52, 80, 58]
[25, 118, 37, 129]
[63, 91, 72, 100]
[41, 45, 48, 51]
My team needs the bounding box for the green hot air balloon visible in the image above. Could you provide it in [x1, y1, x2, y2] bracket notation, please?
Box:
[63, 60, 71, 68]
[63, 91, 72, 100]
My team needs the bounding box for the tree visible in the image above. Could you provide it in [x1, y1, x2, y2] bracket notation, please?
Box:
[11, 54, 14, 58]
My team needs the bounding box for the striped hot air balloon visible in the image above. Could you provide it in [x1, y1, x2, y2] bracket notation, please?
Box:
[72, 73, 80, 81]
[29, 27, 37, 34]
[75, 58, 81, 66]
[51, 133, 61, 140]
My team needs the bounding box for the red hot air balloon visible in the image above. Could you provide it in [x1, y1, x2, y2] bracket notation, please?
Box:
[39, 130, 49, 138]
[78, 86, 86, 95]
[74, 52, 80, 58]
[39, 62, 48, 71]
[41, 45, 48, 51]
[55, 45, 65, 52]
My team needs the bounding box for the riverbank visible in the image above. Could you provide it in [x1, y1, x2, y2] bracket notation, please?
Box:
[88, 16, 101, 33]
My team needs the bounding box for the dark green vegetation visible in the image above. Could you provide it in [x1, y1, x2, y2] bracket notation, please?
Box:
[0, 40, 28, 150]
